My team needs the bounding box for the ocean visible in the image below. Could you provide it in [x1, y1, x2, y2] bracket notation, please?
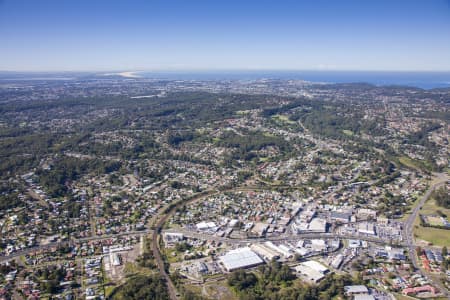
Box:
[140, 70, 450, 89]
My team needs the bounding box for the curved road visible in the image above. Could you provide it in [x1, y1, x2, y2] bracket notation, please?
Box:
[151, 189, 220, 300]
[154, 174, 450, 299]
[4, 176, 448, 299]
[404, 173, 449, 298]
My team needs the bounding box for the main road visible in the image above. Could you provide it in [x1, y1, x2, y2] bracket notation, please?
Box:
[3, 176, 448, 299]
[154, 173, 450, 299]
[163, 228, 406, 247]
[404, 172, 449, 298]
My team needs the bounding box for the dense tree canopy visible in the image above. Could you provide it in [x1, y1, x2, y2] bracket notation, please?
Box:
[111, 274, 169, 300]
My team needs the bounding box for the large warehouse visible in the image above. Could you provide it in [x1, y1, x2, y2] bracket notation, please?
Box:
[293, 260, 329, 283]
[219, 247, 264, 271]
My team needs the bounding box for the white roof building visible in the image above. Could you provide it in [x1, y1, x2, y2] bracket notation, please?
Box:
[354, 295, 375, 300]
[228, 219, 239, 227]
[250, 244, 280, 261]
[308, 218, 327, 233]
[358, 222, 376, 235]
[294, 260, 329, 283]
[110, 253, 121, 267]
[293, 218, 327, 233]
[331, 254, 344, 269]
[349, 239, 362, 248]
[344, 285, 369, 295]
[251, 222, 269, 236]
[264, 241, 293, 258]
[196, 221, 217, 231]
[219, 247, 264, 271]
[163, 232, 184, 245]
[301, 260, 329, 274]
[295, 247, 310, 257]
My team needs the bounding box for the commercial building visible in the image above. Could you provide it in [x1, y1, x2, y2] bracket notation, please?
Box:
[163, 232, 184, 246]
[251, 222, 269, 237]
[196, 221, 217, 232]
[330, 211, 351, 223]
[292, 217, 327, 233]
[358, 222, 376, 235]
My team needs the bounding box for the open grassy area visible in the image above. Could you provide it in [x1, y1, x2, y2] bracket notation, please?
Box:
[342, 129, 354, 136]
[399, 156, 420, 170]
[164, 248, 183, 264]
[202, 279, 238, 300]
[420, 198, 450, 216]
[236, 110, 251, 115]
[398, 156, 432, 172]
[259, 156, 270, 162]
[393, 293, 421, 300]
[414, 225, 450, 247]
[413, 183, 450, 247]
[123, 261, 153, 277]
[104, 285, 117, 299]
[272, 114, 296, 125]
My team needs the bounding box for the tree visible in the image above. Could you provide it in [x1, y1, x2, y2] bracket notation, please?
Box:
[227, 270, 257, 291]
[111, 274, 169, 300]
[432, 187, 450, 208]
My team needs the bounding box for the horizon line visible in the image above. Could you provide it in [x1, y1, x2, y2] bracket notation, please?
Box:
[1, 68, 450, 73]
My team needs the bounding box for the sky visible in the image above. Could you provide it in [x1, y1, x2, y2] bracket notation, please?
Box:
[0, 0, 449, 72]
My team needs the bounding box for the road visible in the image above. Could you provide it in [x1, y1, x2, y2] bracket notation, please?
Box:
[404, 172, 449, 298]
[3, 175, 448, 298]
[151, 189, 221, 300]
[0, 230, 151, 264]
[152, 213, 179, 300]
[155, 174, 449, 299]
[163, 228, 406, 246]
[149, 182, 409, 299]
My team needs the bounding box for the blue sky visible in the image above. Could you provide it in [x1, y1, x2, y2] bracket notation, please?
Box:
[0, 0, 449, 71]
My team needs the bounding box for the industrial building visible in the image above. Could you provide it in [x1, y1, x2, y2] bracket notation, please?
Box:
[110, 253, 121, 267]
[219, 247, 264, 272]
[331, 254, 344, 269]
[293, 260, 329, 283]
[344, 285, 370, 297]
[250, 243, 280, 261]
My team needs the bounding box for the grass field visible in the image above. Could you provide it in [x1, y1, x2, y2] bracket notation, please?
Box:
[425, 215, 445, 226]
[414, 199, 450, 246]
[413, 181, 450, 247]
[185, 279, 237, 300]
[398, 156, 429, 172]
[391, 293, 449, 300]
[414, 226, 450, 247]
[420, 198, 450, 216]
[272, 114, 295, 125]
[342, 129, 354, 136]
[393, 293, 418, 300]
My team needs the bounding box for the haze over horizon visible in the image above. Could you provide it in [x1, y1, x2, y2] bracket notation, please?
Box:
[1, 0, 450, 72]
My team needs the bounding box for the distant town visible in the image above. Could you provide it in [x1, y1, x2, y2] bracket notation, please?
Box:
[0, 75, 448, 300]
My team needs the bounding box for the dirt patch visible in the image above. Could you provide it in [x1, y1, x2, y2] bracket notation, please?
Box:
[202, 281, 237, 300]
